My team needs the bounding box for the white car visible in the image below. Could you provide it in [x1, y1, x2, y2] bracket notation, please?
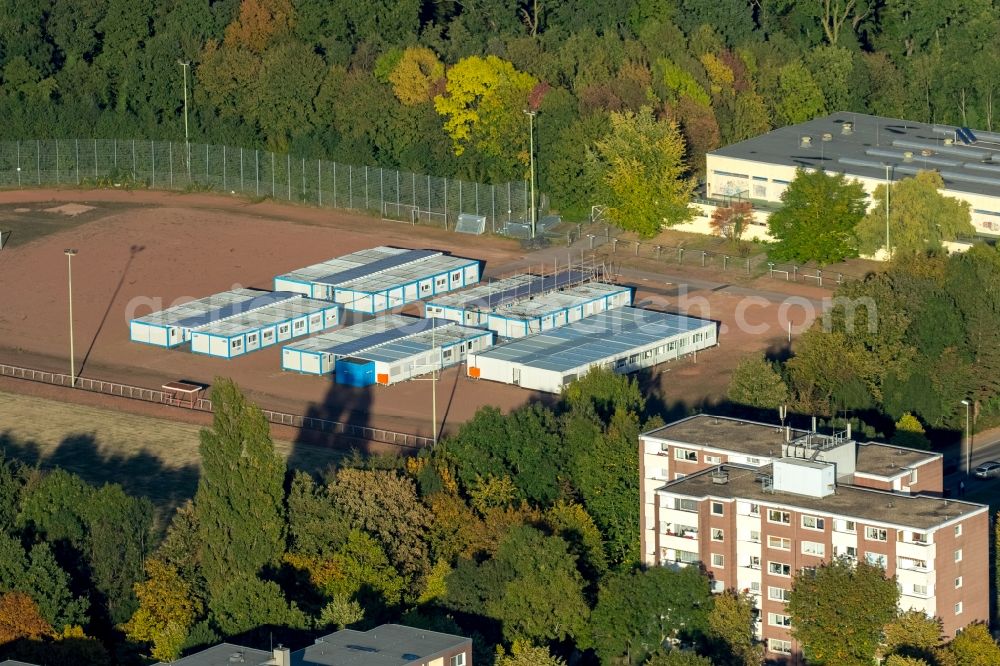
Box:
[974, 461, 1000, 478]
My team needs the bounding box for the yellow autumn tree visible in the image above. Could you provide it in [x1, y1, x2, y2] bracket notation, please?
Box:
[0, 592, 54, 645]
[389, 47, 445, 106]
[223, 0, 295, 54]
[433, 55, 537, 164]
[123, 559, 202, 663]
[699, 53, 734, 94]
[590, 107, 696, 237]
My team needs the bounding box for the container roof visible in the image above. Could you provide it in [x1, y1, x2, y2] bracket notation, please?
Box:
[473, 307, 714, 373]
[336, 254, 478, 295]
[711, 111, 1000, 200]
[427, 269, 590, 311]
[492, 282, 631, 322]
[276, 246, 440, 286]
[284, 315, 454, 358]
[355, 325, 493, 364]
[193, 298, 337, 338]
[132, 288, 300, 330]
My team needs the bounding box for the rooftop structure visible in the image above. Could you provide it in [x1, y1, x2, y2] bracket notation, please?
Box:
[707, 112, 1000, 237]
[275, 246, 480, 313]
[129, 288, 300, 348]
[154, 643, 273, 666]
[468, 307, 717, 393]
[187, 298, 339, 359]
[481, 282, 632, 338]
[282, 315, 492, 384]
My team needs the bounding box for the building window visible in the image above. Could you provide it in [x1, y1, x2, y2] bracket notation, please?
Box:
[955, 602, 963, 615]
[801, 515, 825, 530]
[956, 576, 963, 589]
[912, 584, 928, 596]
[909, 532, 928, 544]
[769, 639, 793, 655]
[768, 613, 792, 627]
[768, 509, 791, 525]
[746, 457, 762, 465]
[801, 541, 825, 557]
[705, 454, 722, 464]
[835, 545, 858, 559]
[231, 338, 242, 349]
[955, 524, 963, 538]
[749, 530, 761, 543]
[768, 586, 791, 602]
[674, 448, 698, 461]
[712, 553, 725, 568]
[865, 552, 888, 569]
[748, 555, 761, 569]
[711, 502, 724, 516]
[711, 528, 724, 542]
[835, 519, 856, 533]
[955, 549, 963, 563]
[676, 498, 698, 512]
[865, 527, 888, 542]
[749, 581, 761, 593]
[909, 468, 918, 484]
[768, 536, 791, 551]
[768, 561, 791, 577]
[450, 654, 466, 666]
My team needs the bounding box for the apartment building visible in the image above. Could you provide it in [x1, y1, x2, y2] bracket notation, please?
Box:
[640, 415, 988, 664]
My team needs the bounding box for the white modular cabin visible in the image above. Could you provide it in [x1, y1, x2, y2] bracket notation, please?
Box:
[189, 297, 340, 359]
[130, 289, 299, 348]
[282, 315, 435, 375]
[423, 269, 590, 326]
[468, 307, 718, 393]
[484, 282, 632, 339]
[274, 246, 481, 313]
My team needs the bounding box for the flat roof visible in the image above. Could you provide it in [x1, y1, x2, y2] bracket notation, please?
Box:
[493, 282, 630, 321]
[643, 414, 809, 457]
[294, 625, 470, 666]
[337, 254, 477, 295]
[193, 298, 337, 338]
[285, 315, 460, 359]
[277, 246, 440, 286]
[473, 307, 714, 374]
[854, 442, 941, 478]
[659, 464, 985, 530]
[132, 288, 294, 329]
[354, 325, 492, 364]
[710, 111, 1000, 201]
[427, 269, 590, 311]
[154, 643, 272, 666]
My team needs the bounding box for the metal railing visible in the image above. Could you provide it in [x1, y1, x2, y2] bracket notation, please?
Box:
[0, 139, 529, 236]
[0, 363, 430, 449]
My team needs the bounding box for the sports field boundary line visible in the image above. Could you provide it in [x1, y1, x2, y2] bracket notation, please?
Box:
[0, 363, 429, 450]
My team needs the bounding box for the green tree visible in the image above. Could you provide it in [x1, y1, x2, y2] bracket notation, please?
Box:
[942, 622, 1000, 665]
[707, 591, 764, 666]
[787, 556, 899, 665]
[591, 566, 712, 664]
[727, 353, 789, 410]
[645, 650, 713, 666]
[495, 640, 567, 666]
[881, 610, 942, 664]
[324, 529, 406, 607]
[318, 594, 363, 630]
[767, 168, 867, 264]
[775, 62, 826, 124]
[209, 575, 307, 637]
[286, 471, 348, 558]
[124, 559, 202, 663]
[18, 468, 92, 547]
[18, 542, 89, 632]
[856, 171, 974, 258]
[195, 379, 286, 599]
[590, 106, 697, 237]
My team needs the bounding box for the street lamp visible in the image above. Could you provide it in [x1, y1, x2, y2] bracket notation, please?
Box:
[523, 109, 537, 240]
[961, 399, 972, 475]
[178, 60, 191, 180]
[884, 163, 891, 260]
[64, 249, 78, 386]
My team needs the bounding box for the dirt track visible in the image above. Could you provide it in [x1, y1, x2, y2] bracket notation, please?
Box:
[0, 188, 821, 440]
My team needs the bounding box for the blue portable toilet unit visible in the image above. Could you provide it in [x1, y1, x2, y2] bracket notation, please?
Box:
[335, 357, 377, 387]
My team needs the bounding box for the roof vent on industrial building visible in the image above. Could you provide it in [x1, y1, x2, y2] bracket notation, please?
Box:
[822, 132, 833, 142]
[842, 121, 854, 134]
[903, 151, 914, 162]
[800, 135, 813, 147]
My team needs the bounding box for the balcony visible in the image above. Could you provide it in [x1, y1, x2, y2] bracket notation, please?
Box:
[664, 524, 699, 539]
[897, 558, 931, 573]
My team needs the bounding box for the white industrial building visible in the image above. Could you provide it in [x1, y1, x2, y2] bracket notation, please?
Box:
[468, 307, 717, 393]
[484, 282, 633, 338]
[190, 296, 340, 358]
[424, 270, 590, 326]
[707, 112, 1000, 238]
[282, 315, 493, 385]
[129, 289, 337, 351]
[274, 246, 481, 313]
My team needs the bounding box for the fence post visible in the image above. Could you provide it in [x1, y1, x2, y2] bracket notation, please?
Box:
[55, 140, 59, 184]
[318, 160, 322, 206]
[131, 139, 136, 180]
[240, 147, 244, 192]
[36, 139, 40, 184]
[444, 177, 448, 222]
[271, 152, 275, 197]
[333, 162, 337, 206]
[379, 168, 384, 215]
[746, 258, 751, 275]
[223, 145, 226, 191]
[475, 182, 479, 216]
[349, 165, 353, 208]
[678, 247, 684, 263]
[150, 140, 155, 188]
[169, 142, 173, 186]
[491, 184, 496, 231]
[113, 138, 117, 170]
[723, 255, 728, 271]
[702, 251, 707, 267]
[458, 180, 462, 215]
[75, 139, 79, 185]
[768, 262, 774, 278]
[287, 153, 291, 200]
[301, 157, 305, 200]
[255, 150, 259, 196]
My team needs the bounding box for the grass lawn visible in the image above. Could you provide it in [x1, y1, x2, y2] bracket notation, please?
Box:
[0, 391, 345, 522]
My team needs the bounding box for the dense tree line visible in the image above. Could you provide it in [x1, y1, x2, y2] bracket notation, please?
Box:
[729, 244, 1000, 437]
[4, 0, 1000, 221]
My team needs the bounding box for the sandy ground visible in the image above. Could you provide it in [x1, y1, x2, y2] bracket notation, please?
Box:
[0, 188, 824, 441]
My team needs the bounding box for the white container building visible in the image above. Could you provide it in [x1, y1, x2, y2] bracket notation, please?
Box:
[484, 282, 633, 338]
[274, 246, 481, 313]
[424, 269, 591, 326]
[129, 289, 311, 348]
[468, 307, 717, 393]
[189, 296, 340, 359]
[282, 315, 492, 385]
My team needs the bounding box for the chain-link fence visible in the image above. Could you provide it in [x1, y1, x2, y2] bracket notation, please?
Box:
[0, 139, 530, 233]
